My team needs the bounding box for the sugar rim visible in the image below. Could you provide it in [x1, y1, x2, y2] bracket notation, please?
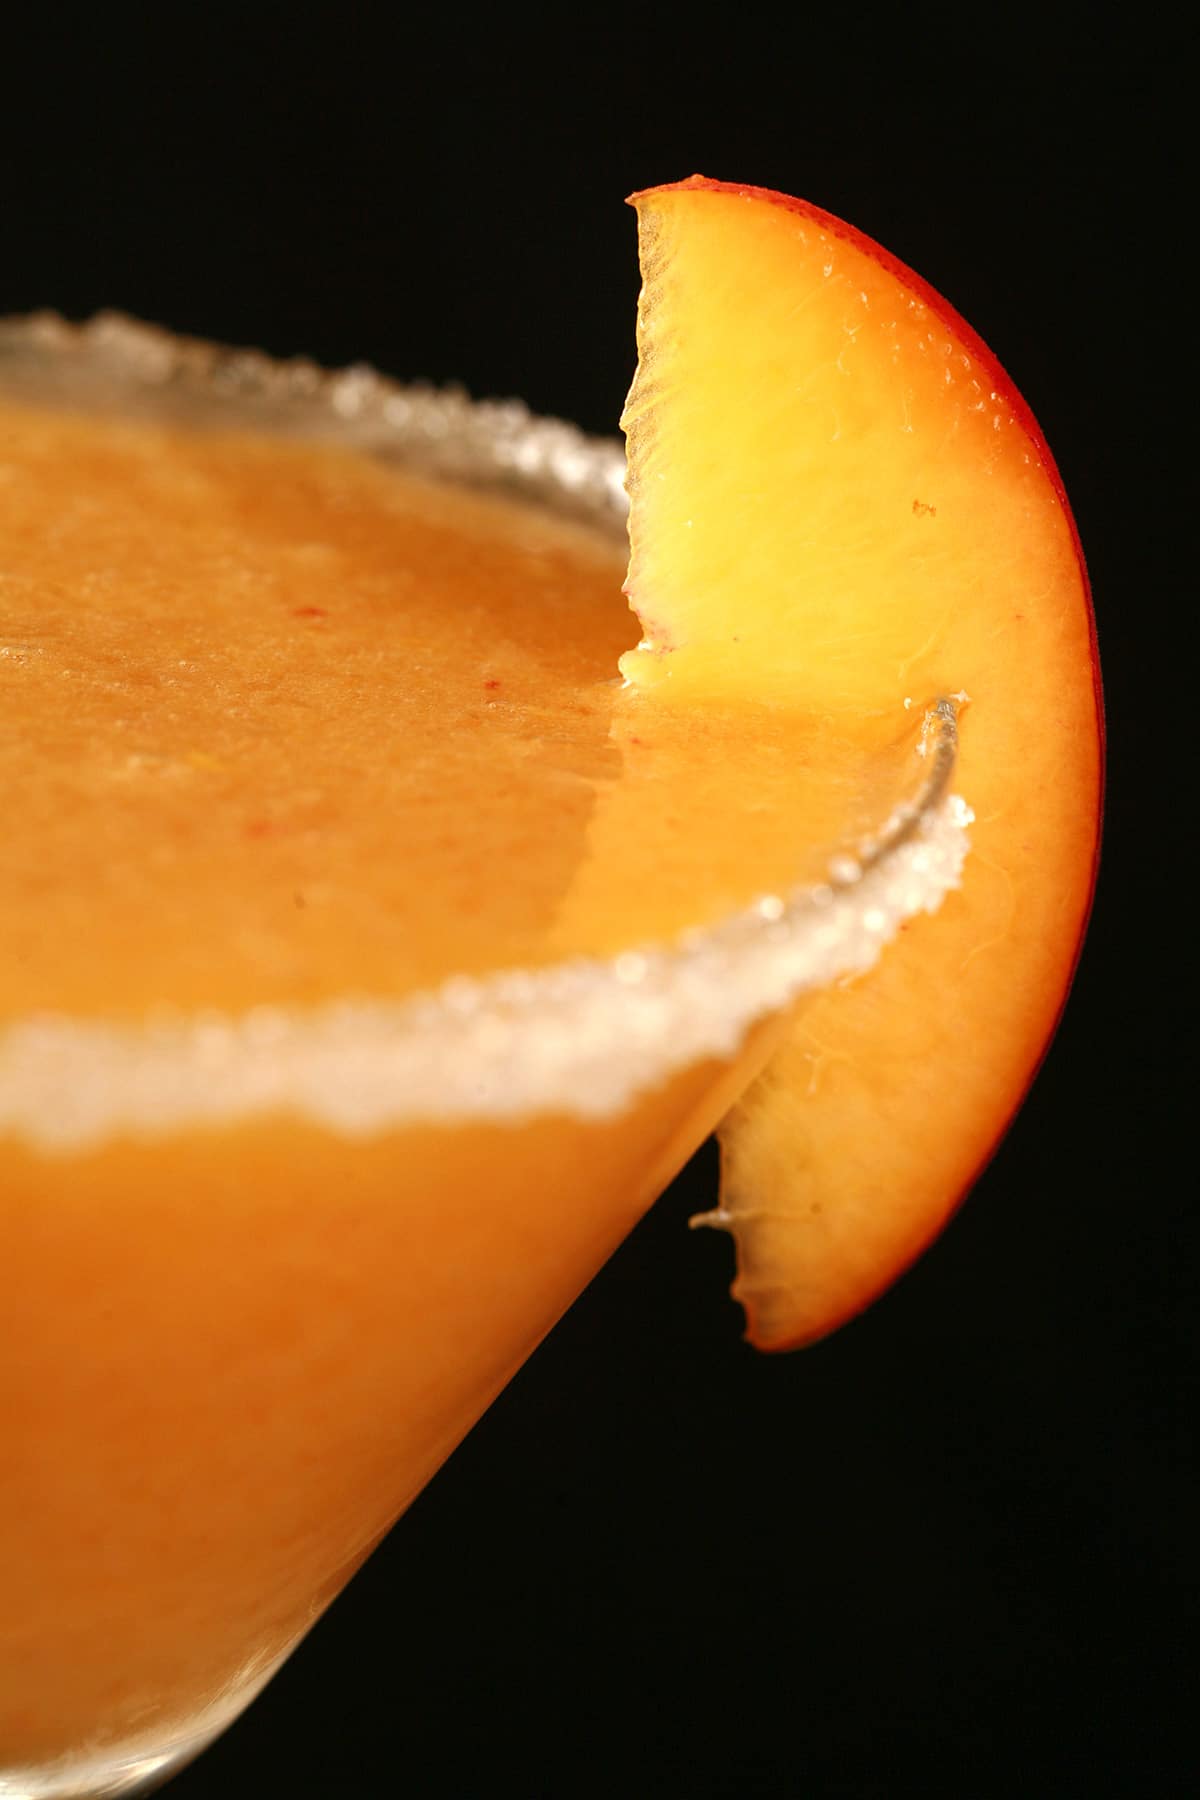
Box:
[0, 313, 972, 1153]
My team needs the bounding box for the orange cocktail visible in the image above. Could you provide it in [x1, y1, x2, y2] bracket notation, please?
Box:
[0, 316, 965, 1794]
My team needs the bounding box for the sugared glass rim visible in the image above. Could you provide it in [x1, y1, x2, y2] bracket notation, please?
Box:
[0, 313, 971, 1153]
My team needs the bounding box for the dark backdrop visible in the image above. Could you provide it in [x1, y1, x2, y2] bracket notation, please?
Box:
[3, 8, 1187, 1797]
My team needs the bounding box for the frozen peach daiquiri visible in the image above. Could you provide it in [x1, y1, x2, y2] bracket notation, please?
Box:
[0, 176, 1102, 1796]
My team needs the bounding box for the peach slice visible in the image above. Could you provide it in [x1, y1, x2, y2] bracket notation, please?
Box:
[622, 176, 1103, 1350]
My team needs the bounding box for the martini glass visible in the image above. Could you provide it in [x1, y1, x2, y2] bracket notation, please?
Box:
[0, 313, 968, 1797]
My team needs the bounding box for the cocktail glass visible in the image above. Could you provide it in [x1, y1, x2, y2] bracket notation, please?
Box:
[0, 314, 968, 1797]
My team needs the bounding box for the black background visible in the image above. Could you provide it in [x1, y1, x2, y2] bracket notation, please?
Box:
[2, 8, 1188, 1797]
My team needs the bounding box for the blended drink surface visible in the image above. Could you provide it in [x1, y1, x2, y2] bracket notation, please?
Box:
[1, 397, 924, 1023]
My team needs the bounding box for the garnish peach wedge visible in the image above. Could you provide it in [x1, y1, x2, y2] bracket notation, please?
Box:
[621, 176, 1103, 1350]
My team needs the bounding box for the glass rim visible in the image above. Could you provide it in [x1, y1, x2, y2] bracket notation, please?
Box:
[0, 308, 630, 527]
[0, 312, 971, 1154]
